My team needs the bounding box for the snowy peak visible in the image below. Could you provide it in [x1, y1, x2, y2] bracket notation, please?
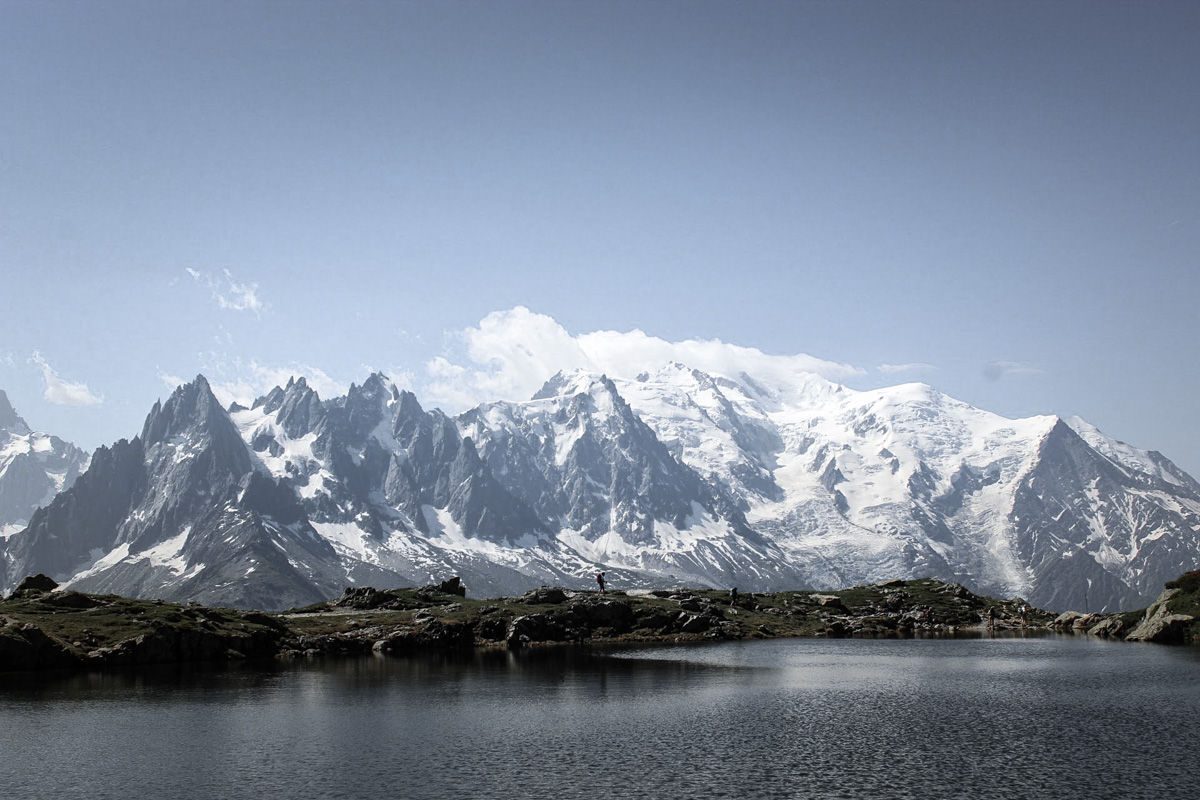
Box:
[732, 366, 846, 414]
[532, 369, 623, 406]
[531, 370, 579, 401]
[615, 363, 784, 507]
[1063, 415, 1197, 489]
[0, 390, 90, 536]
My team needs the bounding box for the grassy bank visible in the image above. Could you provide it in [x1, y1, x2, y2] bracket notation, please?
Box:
[1, 574, 1064, 673]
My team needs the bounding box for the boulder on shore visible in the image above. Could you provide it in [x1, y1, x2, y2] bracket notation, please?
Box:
[521, 586, 568, 604]
[432, 577, 467, 597]
[1125, 589, 1195, 643]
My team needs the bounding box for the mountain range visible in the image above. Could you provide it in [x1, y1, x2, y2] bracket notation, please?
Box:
[3, 365, 1198, 613]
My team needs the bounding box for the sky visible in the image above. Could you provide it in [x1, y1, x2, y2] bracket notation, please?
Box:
[2, 1, 1199, 472]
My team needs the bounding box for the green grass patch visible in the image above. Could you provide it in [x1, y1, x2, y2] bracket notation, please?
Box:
[0, 593, 282, 652]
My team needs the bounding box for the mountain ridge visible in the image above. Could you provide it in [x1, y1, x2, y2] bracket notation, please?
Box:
[2, 365, 1197, 613]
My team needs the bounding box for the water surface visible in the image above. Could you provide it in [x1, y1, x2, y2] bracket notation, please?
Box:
[2, 635, 1197, 799]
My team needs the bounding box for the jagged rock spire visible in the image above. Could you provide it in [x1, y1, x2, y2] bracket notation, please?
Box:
[0, 390, 30, 434]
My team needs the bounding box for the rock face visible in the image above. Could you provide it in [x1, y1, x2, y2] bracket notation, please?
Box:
[4, 367, 1200, 613]
[1125, 589, 1196, 643]
[0, 390, 89, 539]
[0, 621, 79, 671]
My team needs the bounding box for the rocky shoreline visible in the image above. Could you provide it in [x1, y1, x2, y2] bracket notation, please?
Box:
[1047, 569, 1200, 644]
[2, 571, 1196, 673]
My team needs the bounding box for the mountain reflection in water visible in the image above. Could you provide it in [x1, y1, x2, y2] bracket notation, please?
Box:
[2, 636, 1199, 800]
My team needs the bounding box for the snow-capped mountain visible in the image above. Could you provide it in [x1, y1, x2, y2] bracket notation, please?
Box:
[0, 390, 89, 543]
[603, 363, 1200, 612]
[3, 365, 1198, 613]
[458, 370, 802, 589]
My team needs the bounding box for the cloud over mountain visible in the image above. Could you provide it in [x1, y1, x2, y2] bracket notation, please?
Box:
[423, 306, 865, 411]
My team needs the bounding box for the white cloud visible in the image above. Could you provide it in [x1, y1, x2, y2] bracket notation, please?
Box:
[206, 361, 349, 408]
[360, 363, 416, 393]
[878, 362, 937, 375]
[1, 351, 14, 368]
[983, 360, 1043, 381]
[31, 352, 103, 406]
[186, 268, 266, 315]
[422, 306, 865, 410]
[157, 371, 186, 391]
[424, 308, 591, 407]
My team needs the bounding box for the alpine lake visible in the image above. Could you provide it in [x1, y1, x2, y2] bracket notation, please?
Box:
[2, 633, 1198, 800]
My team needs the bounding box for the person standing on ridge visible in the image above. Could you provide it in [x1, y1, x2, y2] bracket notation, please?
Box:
[596, 572, 606, 594]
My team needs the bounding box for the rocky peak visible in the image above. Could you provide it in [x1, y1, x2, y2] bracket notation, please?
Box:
[271, 377, 323, 439]
[252, 386, 285, 413]
[0, 390, 31, 435]
[339, 373, 395, 440]
[390, 389, 427, 435]
[355, 372, 392, 402]
[531, 371, 575, 401]
[138, 375, 252, 486]
[140, 376, 227, 446]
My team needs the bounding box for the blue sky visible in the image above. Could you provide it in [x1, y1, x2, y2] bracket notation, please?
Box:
[3, 1, 1199, 472]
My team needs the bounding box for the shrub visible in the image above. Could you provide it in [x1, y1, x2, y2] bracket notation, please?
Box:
[1164, 569, 1200, 594]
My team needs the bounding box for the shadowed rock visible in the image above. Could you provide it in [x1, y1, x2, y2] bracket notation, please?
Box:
[11, 574, 58, 595]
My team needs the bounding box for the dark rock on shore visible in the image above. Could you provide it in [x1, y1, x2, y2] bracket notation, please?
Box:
[0, 620, 78, 671]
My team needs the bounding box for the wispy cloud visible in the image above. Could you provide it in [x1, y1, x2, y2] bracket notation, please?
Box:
[157, 370, 186, 391]
[422, 306, 866, 411]
[0, 351, 14, 369]
[203, 361, 349, 408]
[878, 362, 937, 376]
[360, 363, 416, 391]
[983, 360, 1043, 381]
[31, 352, 103, 406]
[186, 268, 266, 315]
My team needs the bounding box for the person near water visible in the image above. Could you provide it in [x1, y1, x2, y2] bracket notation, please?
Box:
[596, 572, 606, 594]
[987, 605, 996, 632]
